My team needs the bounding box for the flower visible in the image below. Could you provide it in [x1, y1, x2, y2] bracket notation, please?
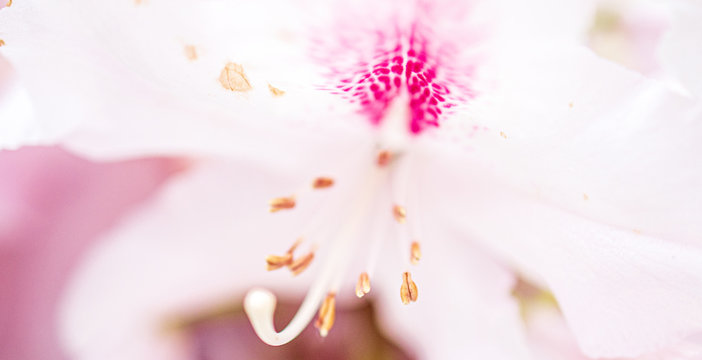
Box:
[1, 0, 702, 359]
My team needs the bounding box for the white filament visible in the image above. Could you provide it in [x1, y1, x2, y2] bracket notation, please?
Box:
[244, 158, 387, 345]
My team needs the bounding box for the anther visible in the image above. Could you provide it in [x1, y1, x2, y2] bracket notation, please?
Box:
[289, 251, 315, 276]
[265, 238, 302, 271]
[393, 204, 407, 224]
[355, 272, 371, 298]
[312, 177, 335, 189]
[400, 272, 418, 305]
[410, 241, 421, 265]
[265, 254, 293, 271]
[377, 150, 392, 167]
[314, 292, 336, 337]
[269, 196, 296, 213]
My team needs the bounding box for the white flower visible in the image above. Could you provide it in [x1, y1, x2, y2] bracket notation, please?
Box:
[1, 0, 702, 359]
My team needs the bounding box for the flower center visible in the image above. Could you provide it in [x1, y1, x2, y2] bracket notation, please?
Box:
[326, 25, 472, 135]
[244, 102, 424, 344]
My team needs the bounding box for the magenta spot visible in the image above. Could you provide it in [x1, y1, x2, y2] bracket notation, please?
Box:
[327, 31, 473, 134]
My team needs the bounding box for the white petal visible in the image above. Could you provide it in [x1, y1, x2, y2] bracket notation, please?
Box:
[372, 225, 531, 360]
[658, 0, 702, 98]
[435, 45, 702, 247]
[0, 0, 364, 159]
[0, 55, 36, 148]
[59, 159, 348, 359]
[418, 149, 702, 358]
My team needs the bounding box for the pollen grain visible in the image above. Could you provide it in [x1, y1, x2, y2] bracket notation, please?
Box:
[184, 45, 198, 61]
[219, 62, 252, 92]
[268, 84, 285, 97]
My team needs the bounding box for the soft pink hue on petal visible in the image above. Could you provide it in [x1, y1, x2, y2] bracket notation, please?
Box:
[418, 148, 702, 358]
[658, 0, 702, 98]
[0, 0, 365, 159]
[526, 304, 702, 360]
[59, 159, 350, 360]
[436, 46, 702, 248]
[525, 307, 591, 360]
[0, 146, 181, 360]
[373, 227, 531, 360]
[0, 0, 599, 157]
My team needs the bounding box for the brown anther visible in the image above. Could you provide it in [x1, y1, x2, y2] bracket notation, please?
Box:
[288, 251, 315, 276]
[6, 0, 11, 6]
[400, 272, 418, 305]
[219, 62, 252, 92]
[265, 238, 302, 271]
[312, 177, 334, 189]
[314, 292, 336, 337]
[265, 253, 293, 271]
[0, 39, 5, 47]
[377, 150, 392, 167]
[410, 241, 421, 265]
[269, 196, 296, 213]
[355, 272, 371, 298]
[392, 204, 406, 224]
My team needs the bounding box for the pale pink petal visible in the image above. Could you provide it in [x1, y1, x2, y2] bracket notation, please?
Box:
[418, 149, 702, 358]
[0, 146, 179, 360]
[372, 227, 531, 360]
[658, 0, 702, 97]
[524, 307, 590, 360]
[0, 0, 600, 159]
[59, 158, 351, 360]
[0, 55, 35, 148]
[434, 46, 702, 248]
[0, 0, 364, 159]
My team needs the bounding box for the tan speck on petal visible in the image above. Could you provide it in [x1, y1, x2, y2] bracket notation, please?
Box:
[0, 40, 5, 47]
[184, 45, 198, 61]
[583, 193, 589, 201]
[219, 62, 252, 92]
[268, 84, 285, 97]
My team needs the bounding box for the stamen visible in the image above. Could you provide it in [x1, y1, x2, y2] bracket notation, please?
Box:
[393, 204, 407, 224]
[410, 241, 421, 265]
[289, 251, 315, 276]
[265, 254, 293, 271]
[400, 272, 418, 305]
[377, 150, 392, 167]
[312, 177, 335, 189]
[355, 272, 371, 298]
[314, 292, 337, 337]
[269, 196, 296, 213]
[265, 238, 302, 271]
